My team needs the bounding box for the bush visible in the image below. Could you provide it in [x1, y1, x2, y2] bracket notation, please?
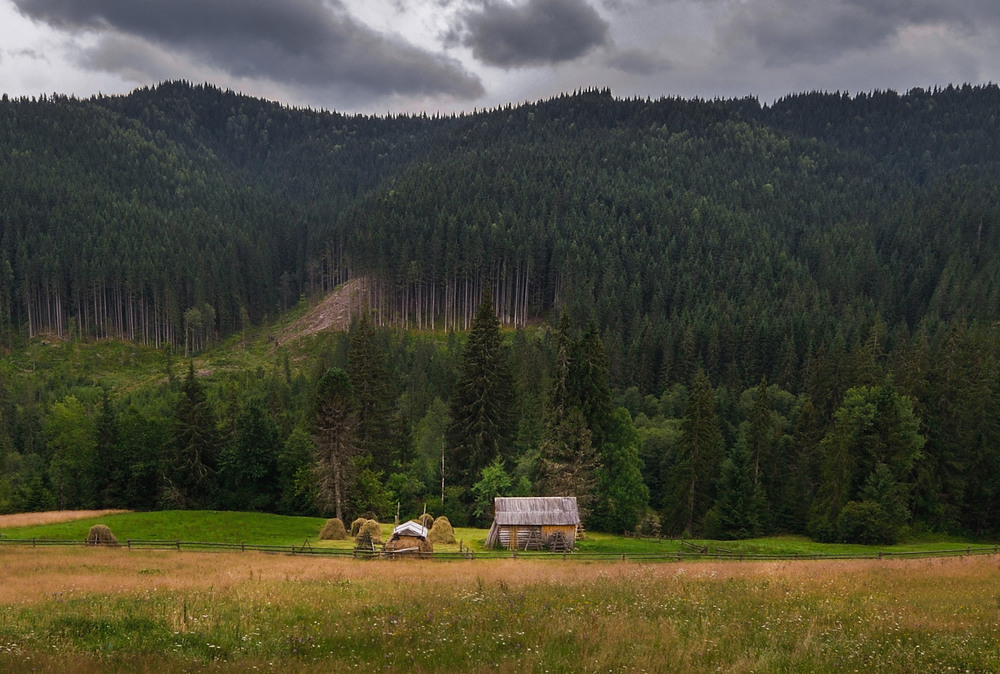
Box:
[636, 511, 661, 538]
[319, 518, 347, 540]
[428, 516, 456, 544]
[350, 517, 367, 537]
[85, 524, 119, 547]
[356, 519, 383, 545]
[836, 500, 899, 545]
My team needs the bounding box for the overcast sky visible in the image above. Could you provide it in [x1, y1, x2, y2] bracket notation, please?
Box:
[2, 0, 1000, 114]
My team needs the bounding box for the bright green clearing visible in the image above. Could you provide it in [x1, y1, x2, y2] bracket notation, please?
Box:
[1, 511, 994, 559]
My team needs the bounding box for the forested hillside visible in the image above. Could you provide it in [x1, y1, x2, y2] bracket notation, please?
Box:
[2, 82, 1000, 540]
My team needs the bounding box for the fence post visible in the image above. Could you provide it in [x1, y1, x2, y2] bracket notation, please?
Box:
[127, 539, 131, 550]
[622, 553, 626, 562]
[176, 540, 181, 551]
[877, 551, 882, 560]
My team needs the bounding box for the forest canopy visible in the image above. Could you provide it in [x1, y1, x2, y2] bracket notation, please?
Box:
[2, 82, 1000, 540]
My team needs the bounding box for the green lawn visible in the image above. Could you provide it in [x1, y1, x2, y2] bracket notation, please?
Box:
[2, 511, 995, 560]
[0, 511, 327, 546]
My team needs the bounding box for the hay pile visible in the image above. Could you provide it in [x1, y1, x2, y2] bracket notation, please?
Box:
[356, 519, 383, 545]
[384, 535, 432, 557]
[428, 516, 456, 544]
[350, 517, 367, 537]
[85, 524, 119, 546]
[319, 518, 347, 540]
[418, 512, 435, 530]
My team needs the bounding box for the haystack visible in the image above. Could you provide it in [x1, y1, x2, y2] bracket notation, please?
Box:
[418, 512, 435, 530]
[351, 517, 367, 537]
[319, 518, 347, 540]
[383, 520, 433, 558]
[428, 516, 456, 544]
[85, 524, 119, 546]
[356, 519, 383, 545]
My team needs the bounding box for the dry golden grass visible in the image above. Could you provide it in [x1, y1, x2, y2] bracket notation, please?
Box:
[0, 547, 998, 672]
[0, 509, 130, 529]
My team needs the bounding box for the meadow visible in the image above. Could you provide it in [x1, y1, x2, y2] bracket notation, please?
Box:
[0, 545, 998, 673]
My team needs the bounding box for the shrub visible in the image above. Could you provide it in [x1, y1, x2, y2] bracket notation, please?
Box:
[356, 519, 383, 545]
[85, 524, 119, 547]
[428, 516, 456, 544]
[836, 500, 899, 545]
[350, 517, 367, 537]
[319, 518, 347, 540]
[636, 511, 661, 538]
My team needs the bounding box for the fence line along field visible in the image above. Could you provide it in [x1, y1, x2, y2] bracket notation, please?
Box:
[0, 546, 998, 673]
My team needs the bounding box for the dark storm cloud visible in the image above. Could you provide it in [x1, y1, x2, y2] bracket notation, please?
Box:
[12, 0, 483, 99]
[606, 48, 667, 75]
[735, 0, 1000, 67]
[456, 0, 610, 68]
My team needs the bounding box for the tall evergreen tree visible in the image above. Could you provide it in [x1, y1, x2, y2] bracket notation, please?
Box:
[537, 406, 599, 516]
[347, 311, 399, 474]
[217, 398, 281, 511]
[446, 287, 515, 494]
[713, 434, 764, 539]
[163, 363, 220, 509]
[570, 320, 614, 449]
[669, 369, 723, 535]
[311, 368, 359, 521]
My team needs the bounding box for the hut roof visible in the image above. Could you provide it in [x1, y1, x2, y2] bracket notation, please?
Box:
[392, 520, 428, 538]
[493, 497, 580, 526]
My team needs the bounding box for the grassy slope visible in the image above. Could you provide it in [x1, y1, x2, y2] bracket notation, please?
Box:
[1, 511, 994, 558]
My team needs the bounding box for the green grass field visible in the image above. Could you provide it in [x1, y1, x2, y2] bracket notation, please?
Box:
[1, 511, 995, 561]
[1, 511, 999, 672]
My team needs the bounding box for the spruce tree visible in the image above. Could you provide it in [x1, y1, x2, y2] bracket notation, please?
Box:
[347, 311, 398, 473]
[164, 363, 220, 509]
[672, 369, 723, 535]
[311, 368, 359, 521]
[446, 288, 514, 493]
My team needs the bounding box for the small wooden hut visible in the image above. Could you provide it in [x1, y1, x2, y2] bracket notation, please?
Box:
[383, 520, 433, 558]
[485, 497, 580, 551]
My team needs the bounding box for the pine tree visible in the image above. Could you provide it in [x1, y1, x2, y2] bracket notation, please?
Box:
[570, 320, 614, 449]
[714, 435, 764, 539]
[311, 368, 359, 521]
[537, 406, 599, 517]
[672, 369, 723, 535]
[446, 287, 515, 493]
[347, 311, 398, 473]
[163, 363, 220, 509]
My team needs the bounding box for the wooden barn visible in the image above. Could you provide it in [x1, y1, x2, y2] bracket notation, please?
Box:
[485, 497, 580, 551]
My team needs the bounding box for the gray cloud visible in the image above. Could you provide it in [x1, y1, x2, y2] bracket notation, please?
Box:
[456, 0, 610, 68]
[731, 0, 1000, 67]
[605, 47, 668, 75]
[12, 0, 483, 100]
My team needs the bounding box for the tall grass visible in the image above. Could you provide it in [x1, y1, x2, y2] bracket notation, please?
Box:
[0, 547, 998, 672]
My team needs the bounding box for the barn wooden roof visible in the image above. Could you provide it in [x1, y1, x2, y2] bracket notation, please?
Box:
[493, 497, 580, 526]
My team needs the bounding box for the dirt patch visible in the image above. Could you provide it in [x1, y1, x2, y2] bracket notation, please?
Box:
[0, 510, 130, 529]
[277, 277, 369, 344]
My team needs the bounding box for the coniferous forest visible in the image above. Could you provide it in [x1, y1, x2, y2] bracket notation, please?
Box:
[2, 81, 1000, 542]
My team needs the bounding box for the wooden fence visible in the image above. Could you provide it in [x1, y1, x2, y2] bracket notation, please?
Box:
[0, 537, 997, 562]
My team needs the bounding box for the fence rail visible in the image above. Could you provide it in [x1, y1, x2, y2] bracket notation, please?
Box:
[0, 537, 997, 563]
